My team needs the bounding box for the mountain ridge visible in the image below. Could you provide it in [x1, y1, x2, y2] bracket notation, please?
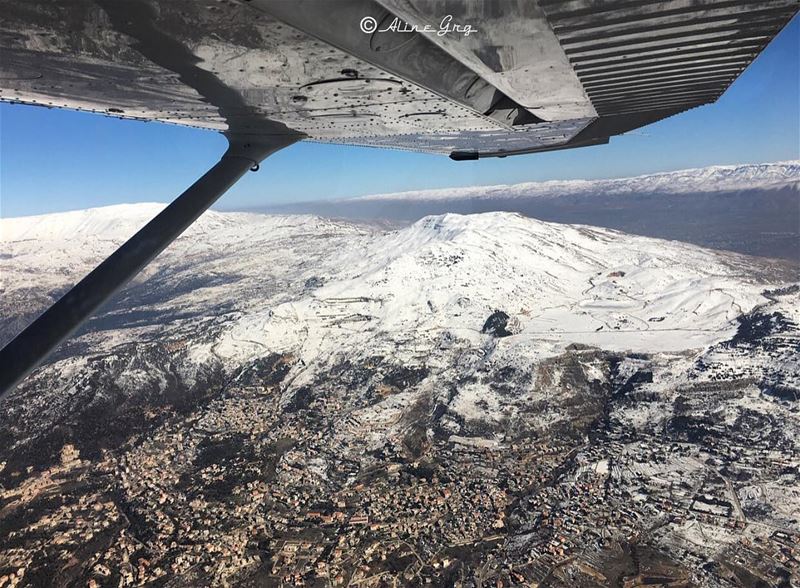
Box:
[346, 160, 800, 202]
[3, 208, 791, 363]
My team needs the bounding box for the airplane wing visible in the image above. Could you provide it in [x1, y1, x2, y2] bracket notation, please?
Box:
[2, 0, 796, 159]
[0, 0, 797, 397]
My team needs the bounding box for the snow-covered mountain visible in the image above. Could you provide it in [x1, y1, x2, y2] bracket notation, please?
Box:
[0, 205, 798, 587]
[1, 204, 789, 360]
[350, 161, 800, 202]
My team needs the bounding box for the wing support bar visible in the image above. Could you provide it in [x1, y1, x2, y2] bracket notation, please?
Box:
[0, 133, 300, 400]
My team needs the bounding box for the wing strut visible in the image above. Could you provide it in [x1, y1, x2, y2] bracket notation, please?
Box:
[0, 133, 299, 399]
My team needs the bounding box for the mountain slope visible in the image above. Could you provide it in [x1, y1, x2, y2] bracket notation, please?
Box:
[0, 206, 797, 587]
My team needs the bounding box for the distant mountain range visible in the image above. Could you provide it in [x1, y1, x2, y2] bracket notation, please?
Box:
[348, 161, 800, 202]
[257, 161, 800, 261]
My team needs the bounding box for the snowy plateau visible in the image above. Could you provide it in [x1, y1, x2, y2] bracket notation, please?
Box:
[0, 189, 798, 586]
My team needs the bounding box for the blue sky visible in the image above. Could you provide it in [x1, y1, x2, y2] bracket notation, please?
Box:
[1, 17, 798, 217]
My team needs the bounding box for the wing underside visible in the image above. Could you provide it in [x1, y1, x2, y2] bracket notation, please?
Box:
[0, 0, 797, 158]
